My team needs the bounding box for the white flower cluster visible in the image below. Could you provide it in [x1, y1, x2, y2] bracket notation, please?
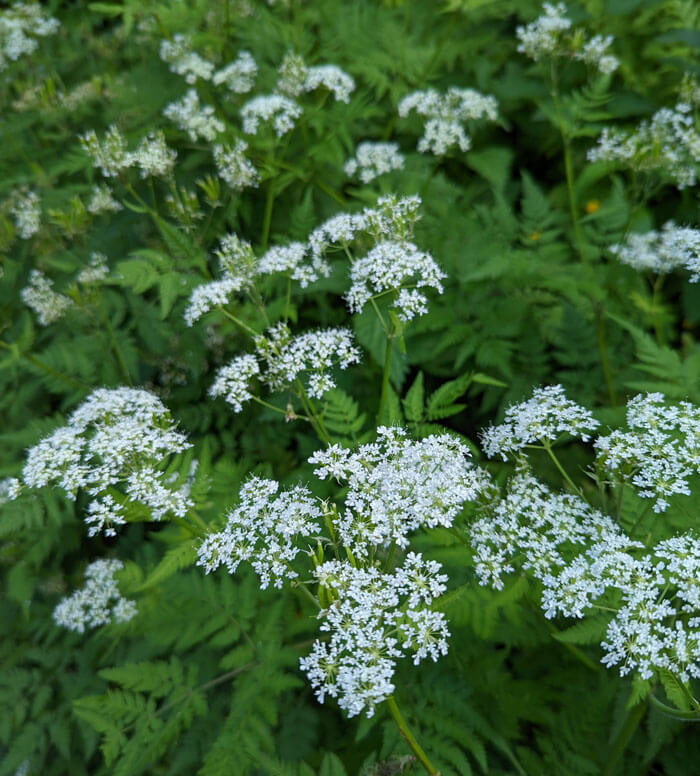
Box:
[10, 189, 41, 238]
[258, 241, 331, 287]
[19, 387, 192, 536]
[80, 126, 177, 178]
[398, 87, 498, 155]
[346, 240, 445, 322]
[344, 142, 405, 183]
[307, 194, 443, 321]
[301, 554, 449, 718]
[213, 140, 259, 190]
[210, 323, 360, 411]
[0, 2, 59, 72]
[53, 559, 137, 634]
[197, 477, 320, 588]
[595, 393, 700, 513]
[481, 384, 599, 460]
[159, 34, 214, 84]
[610, 222, 700, 279]
[310, 427, 484, 557]
[277, 52, 355, 103]
[159, 36, 257, 94]
[0, 476, 22, 504]
[208, 354, 261, 412]
[86, 184, 123, 215]
[21, 269, 73, 326]
[516, 3, 619, 74]
[241, 94, 302, 137]
[77, 252, 110, 285]
[163, 89, 225, 142]
[183, 233, 256, 326]
[255, 323, 361, 399]
[587, 103, 700, 189]
[471, 468, 700, 680]
[212, 51, 257, 93]
[470, 468, 618, 591]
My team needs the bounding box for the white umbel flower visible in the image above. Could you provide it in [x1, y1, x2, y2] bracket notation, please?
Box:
[132, 130, 177, 178]
[480, 384, 599, 460]
[345, 240, 445, 321]
[197, 477, 321, 588]
[587, 104, 700, 189]
[0, 2, 59, 71]
[21, 269, 73, 325]
[213, 140, 259, 190]
[310, 427, 484, 556]
[276, 52, 355, 103]
[87, 184, 123, 214]
[241, 94, 302, 137]
[398, 87, 498, 156]
[344, 142, 405, 183]
[164, 89, 225, 142]
[53, 559, 136, 633]
[209, 354, 261, 412]
[159, 34, 214, 84]
[20, 387, 192, 534]
[212, 50, 257, 93]
[609, 222, 700, 278]
[80, 125, 133, 177]
[77, 252, 110, 285]
[10, 189, 41, 238]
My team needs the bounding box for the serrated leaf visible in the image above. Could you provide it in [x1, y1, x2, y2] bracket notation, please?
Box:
[402, 371, 424, 422]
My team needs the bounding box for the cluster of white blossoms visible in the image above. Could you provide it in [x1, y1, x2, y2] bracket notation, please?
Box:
[516, 3, 619, 74]
[160, 36, 257, 94]
[198, 428, 477, 717]
[213, 139, 259, 190]
[210, 323, 360, 410]
[310, 427, 485, 557]
[481, 384, 599, 460]
[255, 323, 361, 399]
[80, 126, 177, 178]
[211, 51, 257, 93]
[398, 87, 498, 156]
[163, 89, 225, 142]
[21, 269, 74, 326]
[595, 393, 700, 513]
[197, 477, 321, 588]
[0, 2, 59, 72]
[241, 94, 303, 137]
[159, 34, 215, 84]
[86, 184, 122, 215]
[14, 388, 192, 536]
[53, 559, 137, 634]
[10, 189, 41, 238]
[276, 51, 355, 103]
[301, 554, 450, 718]
[470, 467, 700, 680]
[587, 103, 700, 189]
[609, 222, 700, 280]
[183, 233, 257, 326]
[257, 241, 331, 287]
[344, 142, 405, 183]
[77, 252, 110, 285]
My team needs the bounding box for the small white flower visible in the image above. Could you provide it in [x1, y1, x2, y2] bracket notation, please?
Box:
[159, 34, 214, 84]
[209, 354, 261, 412]
[398, 87, 498, 156]
[87, 184, 123, 215]
[213, 140, 259, 190]
[53, 559, 136, 633]
[212, 51, 257, 93]
[609, 222, 700, 279]
[21, 269, 73, 325]
[10, 189, 41, 238]
[481, 384, 599, 460]
[77, 252, 110, 285]
[344, 142, 405, 183]
[164, 89, 224, 142]
[80, 125, 132, 177]
[132, 130, 177, 178]
[241, 94, 302, 137]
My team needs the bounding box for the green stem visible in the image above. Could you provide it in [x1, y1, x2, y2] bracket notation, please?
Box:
[171, 515, 205, 538]
[649, 693, 700, 721]
[377, 333, 393, 425]
[651, 274, 665, 345]
[628, 501, 653, 538]
[600, 701, 646, 776]
[673, 674, 700, 716]
[218, 308, 258, 336]
[386, 696, 439, 776]
[295, 380, 332, 445]
[189, 509, 209, 533]
[97, 292, 133, 385]
[545, 621, 601, 673]
[542, 442, 581, 495]
[260, 178, 276, 252]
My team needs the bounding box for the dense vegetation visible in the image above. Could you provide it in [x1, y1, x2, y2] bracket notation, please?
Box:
[2, 0, 700, 774]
